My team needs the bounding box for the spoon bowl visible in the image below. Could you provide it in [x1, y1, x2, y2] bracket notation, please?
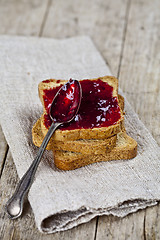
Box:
[50, 79, 82, 123]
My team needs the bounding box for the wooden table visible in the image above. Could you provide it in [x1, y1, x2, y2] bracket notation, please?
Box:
[0, 0, 160, 239]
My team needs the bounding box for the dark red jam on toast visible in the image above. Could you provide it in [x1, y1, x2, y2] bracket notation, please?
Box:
[49, 79, 81, 123]
[43, 79, 121, 130]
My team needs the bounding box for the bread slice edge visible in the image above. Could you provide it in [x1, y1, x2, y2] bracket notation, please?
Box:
[53, 132, 138, 170]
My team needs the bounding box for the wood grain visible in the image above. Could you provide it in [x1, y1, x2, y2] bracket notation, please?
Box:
[0, 0, 48, 36]
[145, 205, 160, 240]
[42, 0, 128, 76]
[96, 212, 145, 240]
[119, 0, 160, 145]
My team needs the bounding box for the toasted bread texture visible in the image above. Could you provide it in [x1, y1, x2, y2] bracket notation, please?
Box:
[53, 132, 137, 170]
[41, 115, 123, 141]
[32, 94, 124, 154]
[39, 76, 124, 141]
[32, 117, 117, 154]
[38, 76, 119, 110]
[32, 77, 137, 171]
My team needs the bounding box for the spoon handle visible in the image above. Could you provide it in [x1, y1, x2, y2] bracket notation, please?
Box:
[5, 122, 61, 219]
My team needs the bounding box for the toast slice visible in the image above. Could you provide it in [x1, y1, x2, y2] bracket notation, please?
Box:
[39, 76, 124, 141]
[32, 94, 125, 154]
[32, 117, 117, 154]
[53, 132, 137, 170]
[38, 76, 119, 110]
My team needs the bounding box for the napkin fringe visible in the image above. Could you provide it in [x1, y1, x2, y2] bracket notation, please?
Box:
[40, 199, 158, 233]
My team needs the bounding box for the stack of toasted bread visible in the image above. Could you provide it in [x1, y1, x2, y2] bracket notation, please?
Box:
[32, 76, 137, 170]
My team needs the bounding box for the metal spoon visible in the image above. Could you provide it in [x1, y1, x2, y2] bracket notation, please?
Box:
[5, 79, 82, 219]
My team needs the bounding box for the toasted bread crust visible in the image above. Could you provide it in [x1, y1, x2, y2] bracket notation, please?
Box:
[32, 76, 138, 171]
[40, 115, 123, 141]
[38, 76, 124, 141]
[32, 117, 117, 154]
[32, 94, 125, 153]
[53, 136, 117, 154]
[38, 76, 119, 110]
[53, 132, 138, 170]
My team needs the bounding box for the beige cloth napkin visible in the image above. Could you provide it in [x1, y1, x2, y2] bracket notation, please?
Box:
[0, 35, 160, 234]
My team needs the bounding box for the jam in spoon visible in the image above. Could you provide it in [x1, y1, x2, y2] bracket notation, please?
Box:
[5, 79, 82, 219]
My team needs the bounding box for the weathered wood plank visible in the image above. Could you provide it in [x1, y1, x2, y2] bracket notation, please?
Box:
[144, 204, 160, 240]
[96, 211, 145, 240]
[0, 151, 96, 240]
[119, 0, 160, 145]
[42, 0, 128, 76]
[0, 0, 49, 36]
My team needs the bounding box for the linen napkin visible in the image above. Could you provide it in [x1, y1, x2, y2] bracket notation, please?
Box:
[0, 35, 160, 234]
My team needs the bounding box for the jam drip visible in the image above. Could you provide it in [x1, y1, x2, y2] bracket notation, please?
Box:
[43, 79, 121, 130]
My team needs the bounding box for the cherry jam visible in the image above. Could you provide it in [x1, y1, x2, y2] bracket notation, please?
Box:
[49, 79, 81, 123]
[43, 79, 121, 130]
